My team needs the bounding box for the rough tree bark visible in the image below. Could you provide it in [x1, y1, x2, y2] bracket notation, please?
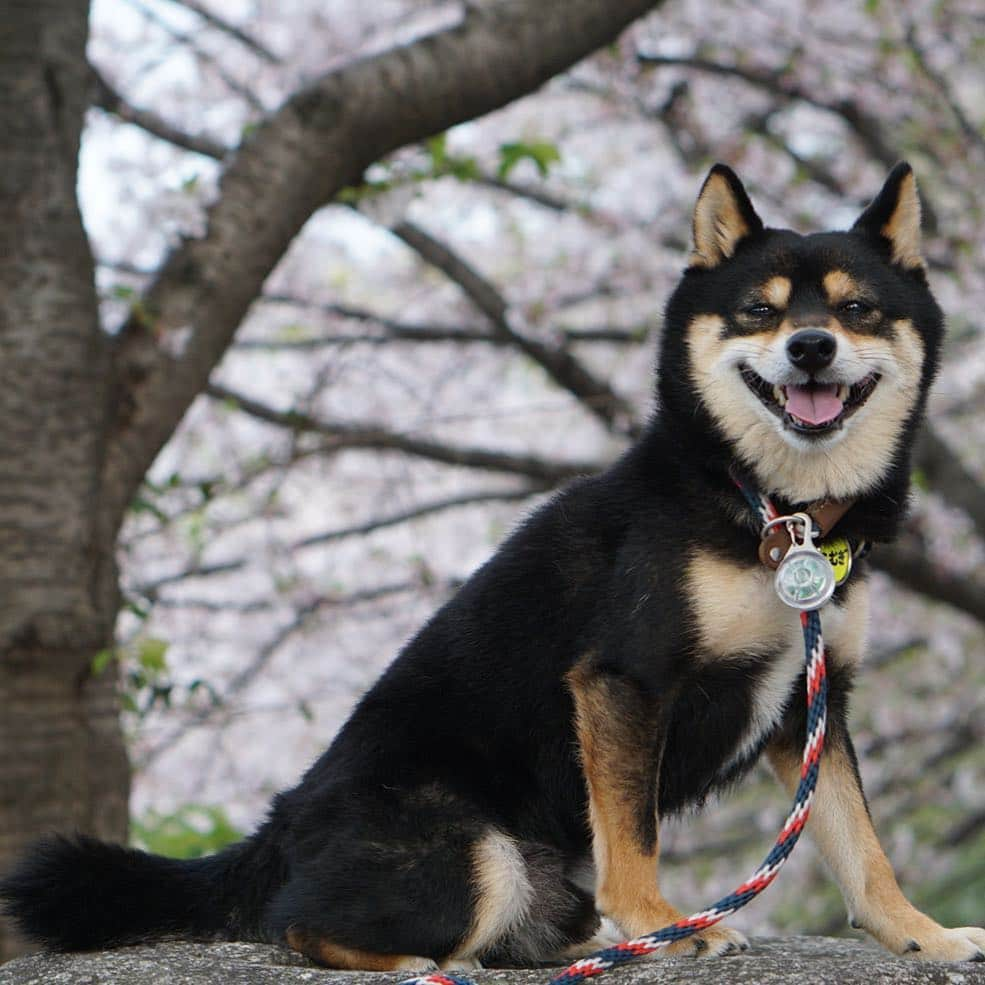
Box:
[0, 0, 665, 962]
[0, 0, 129, 960]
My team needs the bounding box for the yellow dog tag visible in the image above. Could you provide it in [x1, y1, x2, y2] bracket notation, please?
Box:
[818, 536, 853, 585]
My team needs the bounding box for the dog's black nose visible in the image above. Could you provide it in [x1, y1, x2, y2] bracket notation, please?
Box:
[786, 330, 837, 374]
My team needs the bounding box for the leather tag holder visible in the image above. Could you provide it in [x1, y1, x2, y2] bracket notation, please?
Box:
[758, 500, 854, 570]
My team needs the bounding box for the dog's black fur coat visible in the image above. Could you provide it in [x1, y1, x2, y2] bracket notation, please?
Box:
[1, 164, 955, 965]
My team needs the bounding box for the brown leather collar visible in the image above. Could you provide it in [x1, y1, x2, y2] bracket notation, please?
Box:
[758, 500, 854, 570]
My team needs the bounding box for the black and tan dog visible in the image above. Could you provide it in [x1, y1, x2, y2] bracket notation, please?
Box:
[4, 164, 983, 968]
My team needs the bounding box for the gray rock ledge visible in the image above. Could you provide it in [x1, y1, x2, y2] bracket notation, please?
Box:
[2, 938, 983, 985]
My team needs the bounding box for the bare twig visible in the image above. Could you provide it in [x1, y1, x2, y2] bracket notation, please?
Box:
[471, 172, 583, 213]
[124, 0, 265, 112]
[915, 425, 985, 542]
[135, 484, 546, 594]
[246, 293, 645, 348]
[637, 51, 898, 169]
[135, 578, 453, 769]
[903, 22, 985, 158]
[205, 382, 603, 482]
[392, 220, 639, 435]
[164, 0, 282, 65]
[742, 109, 846, 196]
[870, 537, 985, 625]
[89, 64, 228, 159]
[254, 293, 497, 345]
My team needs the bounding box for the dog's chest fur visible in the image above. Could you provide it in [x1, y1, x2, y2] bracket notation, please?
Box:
[685, 549, 868, 769]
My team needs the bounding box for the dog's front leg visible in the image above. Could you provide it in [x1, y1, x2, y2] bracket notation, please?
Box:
[567, 661, 748, 958]
[768, 730, 985, 962]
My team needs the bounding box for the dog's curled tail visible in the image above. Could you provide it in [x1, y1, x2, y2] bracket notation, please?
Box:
[0, 829, 283, 951]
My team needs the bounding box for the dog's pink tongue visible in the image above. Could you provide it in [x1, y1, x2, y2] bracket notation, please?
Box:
[785, 383, 843, 424]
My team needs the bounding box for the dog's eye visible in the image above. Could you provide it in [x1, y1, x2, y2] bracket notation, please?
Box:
[840, 300, 871, 315]
[745, 303, 776, 317]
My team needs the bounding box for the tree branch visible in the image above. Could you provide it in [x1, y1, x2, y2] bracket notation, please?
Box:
[135, 484, 546, 594]
[254, 293, 498, 345]
[870, 536, 985, 625]
[247, 293, 644, 348]
[126, 0, 265, 112]
[914, 424, 985, 542]
[471, 171, 582, 212]
[637, 52, 899, 169]
[903, 22, 985, 158]
[205, 382, 602, 482]
[636, 49, 942, 233]
[134, 578, 453, 769]
[89, 64, 228, 160]
[391, 219, 639, 434]
[741, 109, 846, 196]
[164, 0, 282, 65]
[102, 0, 665, 530]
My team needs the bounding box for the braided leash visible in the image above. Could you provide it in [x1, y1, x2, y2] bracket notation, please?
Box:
[400, 486, 828, 985]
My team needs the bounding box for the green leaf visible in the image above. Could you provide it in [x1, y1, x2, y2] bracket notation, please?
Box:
[130, 492, 168, 523]
[131, 805, 243, 859]
[336, 179, 392, 204]
[137, 637, 169, 673]
[125, 599, 150, 622]
[426, 133, 448, 170]
[497, 140, 561, 180]
[445, 154, 479, 181]
[91, 649, 116, 675]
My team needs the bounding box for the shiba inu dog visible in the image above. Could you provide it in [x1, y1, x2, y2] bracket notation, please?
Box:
[4, 164, 983, 969]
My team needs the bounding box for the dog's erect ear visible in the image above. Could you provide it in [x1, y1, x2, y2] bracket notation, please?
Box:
[852, 162, 924, 271]
[689, 164, 764, 269]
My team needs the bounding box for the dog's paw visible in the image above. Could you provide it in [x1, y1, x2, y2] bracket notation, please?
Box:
[392, 957, 440, 973]
[857, 908, 985, 963]
[440, 957, 483, 971]
[897, 925, 985, 963]
[652, 924, 750, 958]
[555, 918, 626, 959]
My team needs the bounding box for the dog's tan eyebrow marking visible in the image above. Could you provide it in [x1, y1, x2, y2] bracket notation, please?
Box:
[760, 276, 791, 309]
[823, 270, 870, 306]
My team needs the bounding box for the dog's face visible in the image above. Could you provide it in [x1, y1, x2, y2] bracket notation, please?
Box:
[660, 163, 943, 504]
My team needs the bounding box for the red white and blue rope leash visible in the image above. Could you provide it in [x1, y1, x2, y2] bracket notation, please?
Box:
[400, 487, 828, 985]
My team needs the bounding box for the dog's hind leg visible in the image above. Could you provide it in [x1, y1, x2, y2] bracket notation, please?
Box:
[285, 931, 439, 972]
[268, 788, 601, 971]
[567, 660, 748, 958]
[272, 811, 604, 971]
[470, 839, 602, 967]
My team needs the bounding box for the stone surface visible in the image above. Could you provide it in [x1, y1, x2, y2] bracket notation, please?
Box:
[2, 938, 984, 985]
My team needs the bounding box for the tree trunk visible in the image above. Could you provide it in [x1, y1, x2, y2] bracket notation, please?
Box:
[0, 0, 667, 962]
[0, 0, 128, 960]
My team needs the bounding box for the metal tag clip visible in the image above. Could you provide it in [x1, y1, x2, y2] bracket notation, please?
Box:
[763, 512, 837, 611]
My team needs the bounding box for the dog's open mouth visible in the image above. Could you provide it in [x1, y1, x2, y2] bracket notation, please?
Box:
[740, 366, 880, 435]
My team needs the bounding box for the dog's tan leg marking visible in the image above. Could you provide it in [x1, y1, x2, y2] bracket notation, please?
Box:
[568, 662, 748, 958]
[767, 743, 985, 961]
[285, 929, 437, 971]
